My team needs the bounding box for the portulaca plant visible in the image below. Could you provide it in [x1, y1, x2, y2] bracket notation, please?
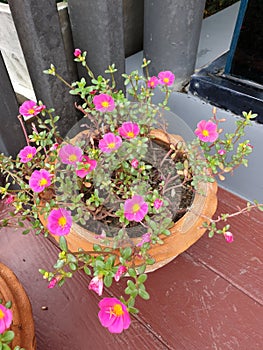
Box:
[0, 49, 262, 333]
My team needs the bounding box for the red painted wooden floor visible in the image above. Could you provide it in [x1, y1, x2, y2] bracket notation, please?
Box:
[0, 187, 262, 350]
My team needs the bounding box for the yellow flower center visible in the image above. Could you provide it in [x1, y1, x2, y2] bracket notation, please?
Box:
[163, 77, 169, 83]
[58, 216, 67, 228]
[202, 130, 209, 137]
[113, 304, 124, 317]
[26, 153, 33, 159]
[39, 178, 48, 186]
[132, 203, 140, 213]
[69, 154, 77, 162]
[0, 309, 4, 319]
[108, 142, 116, 149]
[28, 108, 35, 115]
[101, 101, 109, 108]
[127, 131, 134, 138]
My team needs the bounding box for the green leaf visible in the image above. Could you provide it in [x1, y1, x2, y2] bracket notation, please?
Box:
[2, 344, 11, 350]
[5, 301, 12, 309]
[59, 236, 68, 252]
[128, 306, 139, 314]
[121, 247, 132, 260]
[128, 268, 137, 278]
[138, 274, 147, 284]
[83, 266, 91, 275]
[136, 264, 146, 275]
[69, 263, 77, 271]
[104, 275, 112, 288]
[138, 289, 150, 300]
[1, 331, 14, 343]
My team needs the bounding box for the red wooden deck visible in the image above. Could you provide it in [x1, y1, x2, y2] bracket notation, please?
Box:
[0, 187, 262, 350]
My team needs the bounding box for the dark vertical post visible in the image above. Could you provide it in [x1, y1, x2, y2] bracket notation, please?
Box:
[0, 52, 25, 156]
[8, 0, 78, 136]
[144, 0, 206, 89]
[68, 0, 125, 92]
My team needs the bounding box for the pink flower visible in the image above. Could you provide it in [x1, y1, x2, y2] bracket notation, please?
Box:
[74, 48, 82, 57]
[99, 133, 122, 153]
[247, 143, 253, 149]
[19, 100, 45, 117]
[48, 277, 58, 289]
[98, 298, 131, 333]
[29, 169, 52, 193]
[131, 158, 139, 168]
[147, 76, 159, 89]
[218, 149, 226, 155]
[88, 276, 104, 296]
[124, 195, 148, 222]
[93, 94, 115, 112]
[195, 120, 219, 143]
[153, 199, 163, 209]
[224, 231, 234, 243]
[18, 145, 37, 163]
[76, 155, 97, 178]
[4, 195, 15, 205]
[59, 144, 83, 165]
[158, 71, 175, 86]
[0, 304, 12, 334]
[47, 208, 72, 236]
[136, 232, 151, 247]
[118, 122, 140, 139]
[114, 266, 127, 282]
[50, 143, 59, 151]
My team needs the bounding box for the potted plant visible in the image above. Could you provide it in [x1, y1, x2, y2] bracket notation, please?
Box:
[0, 49, 261, 333]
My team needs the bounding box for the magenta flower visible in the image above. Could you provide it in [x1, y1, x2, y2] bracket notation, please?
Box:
[59, 144, 83, 165]
[18, 145, 37, 163]
[19, 100, 45, 117]
[131, 158, 139, 169]
[50, 143, 59, 151]
[76, 155, 97, 178]
[0, 304, 12, 334]
[136, 232, 151, 247]
[118, 122, 140, 139]
[124, 195, 148, 222]
[93, 94, 115, 112]
[29, 169, 52, 193]
[147, 76, 159, 89]
[218, 149, 226, 155]
[158, 71, 175, 86]
[48, 277, 58, 289]
[194, 120, 219, 143]
[98, 298, 131, 333]
[74, 48, 82, 57]
[153, 198, 163, 210]
[4, 195, 15, 205]
[99, 133, 122, 153]
[88, 276, 104, 296]
[224, 231, 234, 243]
[47, 208, 72, 236]
[114, 266, 127, 282]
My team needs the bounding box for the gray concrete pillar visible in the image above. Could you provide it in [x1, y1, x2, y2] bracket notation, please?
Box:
[144, 0, 206, 90]
[9, 0, 79, 136]
[0, 52, 25, 156]
[68, 0, 125, 92]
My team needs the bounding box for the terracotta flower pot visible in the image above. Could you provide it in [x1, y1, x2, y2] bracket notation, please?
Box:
[39, 129, 217, 272]
[0, 263, 36, 349]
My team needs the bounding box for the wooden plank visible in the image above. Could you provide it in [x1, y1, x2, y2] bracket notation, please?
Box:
[0, 224, 169, 350]
[188, 187, 263, 304]
[111, 252, 263, 349]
